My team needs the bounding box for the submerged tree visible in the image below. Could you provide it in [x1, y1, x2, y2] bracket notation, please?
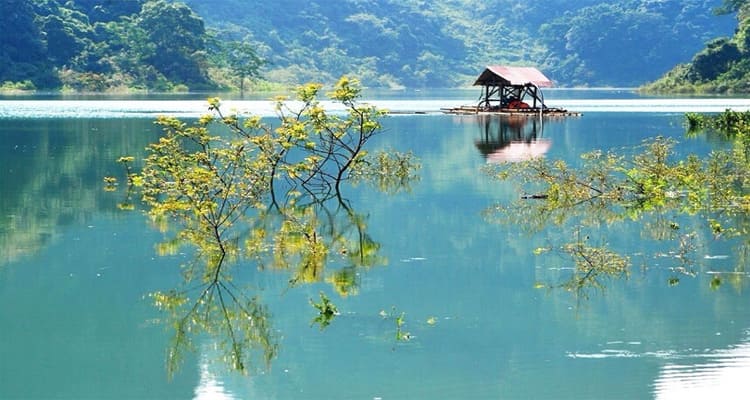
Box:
[113, 77, 419, 375]
[486, 110, 750, 296]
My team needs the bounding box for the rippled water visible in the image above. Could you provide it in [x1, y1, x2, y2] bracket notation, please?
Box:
[654, 339, 750, 399]
[1, 89, 748, 399]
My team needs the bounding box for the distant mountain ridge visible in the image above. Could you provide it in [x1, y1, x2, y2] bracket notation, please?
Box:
[184, 0, 734, 88]
[0, 0, 736, 90]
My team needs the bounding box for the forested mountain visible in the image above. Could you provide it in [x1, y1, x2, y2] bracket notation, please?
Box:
[185, 0, 734, 87]
[0, 0, 736, 91]
[1, 0, 213, 91]
[643, 0, 750, 93]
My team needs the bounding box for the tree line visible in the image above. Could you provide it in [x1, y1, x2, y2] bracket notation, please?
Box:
[185, 0, 735, 88]
[0, 0, 261, 92]
[0, 0, 742, 91]
[644, 0, 750, 93]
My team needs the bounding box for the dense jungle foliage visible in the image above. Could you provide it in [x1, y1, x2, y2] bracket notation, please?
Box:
[184, 0, 736, 88]
[0, 0, 741, 91]
[643, 0, 750, 93]
[1, 0, 238, 92]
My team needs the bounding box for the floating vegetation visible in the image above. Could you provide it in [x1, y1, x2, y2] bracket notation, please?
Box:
[310, 292, 339, 329]
[486, 110, 750, 297]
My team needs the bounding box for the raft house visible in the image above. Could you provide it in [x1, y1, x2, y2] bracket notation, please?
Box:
[442, 66, 580, 116]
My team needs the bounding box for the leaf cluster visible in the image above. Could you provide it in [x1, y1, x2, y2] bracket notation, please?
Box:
[686, 108, 750, 133]
[489, 135, 748, 229]
[535, 230, 630, 300]
[310, 291, 339, 329]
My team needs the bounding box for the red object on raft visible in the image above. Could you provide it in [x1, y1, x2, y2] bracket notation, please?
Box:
[507, 100, 530, 109]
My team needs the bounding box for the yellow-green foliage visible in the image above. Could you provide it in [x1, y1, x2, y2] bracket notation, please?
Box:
[486, 117, 750, 295]
[112, 77, 420, 375]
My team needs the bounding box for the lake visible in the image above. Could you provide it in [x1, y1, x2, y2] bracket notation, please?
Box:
[1, 90, 749, 399]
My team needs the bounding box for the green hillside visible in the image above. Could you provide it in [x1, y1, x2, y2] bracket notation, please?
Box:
[0, 0, 735, 91]
[186, 0, 734, 88]
[1, 0, 214, 92]
[643, 0, 750, 93]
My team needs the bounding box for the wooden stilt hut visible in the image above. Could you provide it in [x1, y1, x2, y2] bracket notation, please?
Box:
[474, 66, 551, 111]
[442, 66, 579, 116]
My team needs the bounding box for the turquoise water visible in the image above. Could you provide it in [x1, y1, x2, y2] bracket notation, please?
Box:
[1, 92, 748, 399]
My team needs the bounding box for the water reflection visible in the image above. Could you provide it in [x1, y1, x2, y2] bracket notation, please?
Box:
[152, 192, 394, 376]
[473, 115, 552, 163]
[4, 96, 750, 398]
[194, 347, 238, 400]
[129, 85, 422, 376]
[0, 118, 157, 266]
[654, 337, 750, 399]
[483, 115, 750, 299]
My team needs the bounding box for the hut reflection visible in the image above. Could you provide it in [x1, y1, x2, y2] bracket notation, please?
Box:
[474, 115, 551, 163]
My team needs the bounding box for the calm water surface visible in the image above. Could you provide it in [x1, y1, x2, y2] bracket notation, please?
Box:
[1, 90, 748, 399]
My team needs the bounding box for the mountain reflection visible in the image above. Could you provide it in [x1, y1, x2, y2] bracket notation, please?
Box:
[0, 118, 157, 266]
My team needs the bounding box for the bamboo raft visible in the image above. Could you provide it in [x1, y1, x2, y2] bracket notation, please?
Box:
[441, 105, 581, 117]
